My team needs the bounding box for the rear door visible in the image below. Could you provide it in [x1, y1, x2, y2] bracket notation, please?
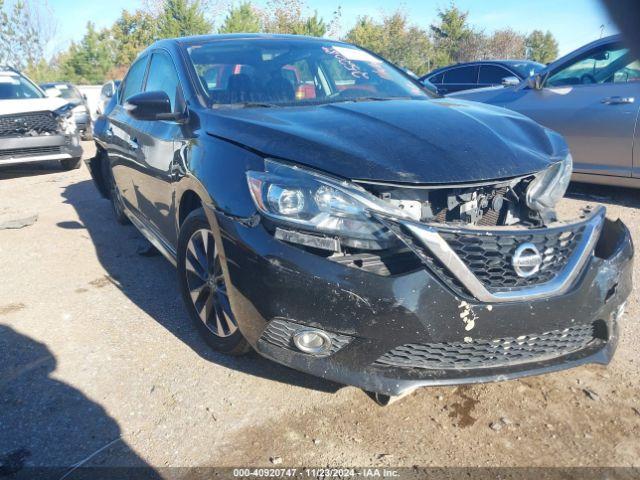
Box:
[438, 65, 479, 94]
[496, 43, 640, 178]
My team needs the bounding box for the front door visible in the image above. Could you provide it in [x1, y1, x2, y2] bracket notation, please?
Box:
[500, 43, 640, 178]
[133, 50, 186, 246]
[107, 55, 149, 212]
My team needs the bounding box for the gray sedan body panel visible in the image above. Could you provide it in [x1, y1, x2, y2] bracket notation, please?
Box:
[451, 35, 640, 186]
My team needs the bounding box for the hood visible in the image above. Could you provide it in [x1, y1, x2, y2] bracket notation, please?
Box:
[204, 98, 568, 184]
[0, 97, 71, 116]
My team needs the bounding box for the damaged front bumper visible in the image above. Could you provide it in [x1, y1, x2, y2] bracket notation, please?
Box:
[211, 205, 633, 396]
[0, 134, 82, 167]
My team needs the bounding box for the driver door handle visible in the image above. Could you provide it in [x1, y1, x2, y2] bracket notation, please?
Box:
[601, 96, 635, 105]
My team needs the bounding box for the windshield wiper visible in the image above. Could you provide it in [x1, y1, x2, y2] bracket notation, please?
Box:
[341, 96, 421, 103]
[212, 102, 279, 109]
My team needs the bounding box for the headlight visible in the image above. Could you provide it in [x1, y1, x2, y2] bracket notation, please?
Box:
[246, 160, 413, 250]
[526, 154, 573, 212]
[54, 103, 77, 135]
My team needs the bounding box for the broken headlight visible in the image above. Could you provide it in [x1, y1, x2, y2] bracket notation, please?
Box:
[526, 153, 573, 214]
[246, 160, 413, 250]
[54, 103, 77, 135]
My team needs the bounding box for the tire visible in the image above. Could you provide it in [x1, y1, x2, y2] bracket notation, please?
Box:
[102, 156, 130, 225]
[60, 157, 82, 170]
[177, 208, 250, 355]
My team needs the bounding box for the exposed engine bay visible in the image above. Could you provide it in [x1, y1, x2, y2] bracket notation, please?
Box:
[359, 175, 545, 229]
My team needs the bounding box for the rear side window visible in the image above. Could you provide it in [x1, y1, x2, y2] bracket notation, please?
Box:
[145, 51, 182, 111]
[478, 65, 511, 84]
[443, 66, 478, 84]
[120, 56, 148, 103]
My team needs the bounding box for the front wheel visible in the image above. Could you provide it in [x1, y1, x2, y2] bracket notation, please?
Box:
[177, 208, 250, 355]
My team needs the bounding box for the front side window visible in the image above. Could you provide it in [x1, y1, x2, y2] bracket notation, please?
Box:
[428, 72, 444, 84]
[478, 65, 511, 84]
[184, 39, 429, 106]
[145, 51, 182, 111]
[0, 73, 44, 100]
[443, 66, 478, 84]
[120, 56, 148, 103]
[508, 61, 545, 78]
[546, 44, 635, 87]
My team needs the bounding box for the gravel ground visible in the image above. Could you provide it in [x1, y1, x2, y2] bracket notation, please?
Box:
[0, 142, 638, 475]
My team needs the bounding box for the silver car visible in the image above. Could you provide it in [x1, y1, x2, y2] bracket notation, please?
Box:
[450, 35, 640, 188]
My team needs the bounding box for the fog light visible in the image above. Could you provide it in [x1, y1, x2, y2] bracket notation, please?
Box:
[292, 329, 332, 355]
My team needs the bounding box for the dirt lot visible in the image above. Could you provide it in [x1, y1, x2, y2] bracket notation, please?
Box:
[1, 142, 639, 475]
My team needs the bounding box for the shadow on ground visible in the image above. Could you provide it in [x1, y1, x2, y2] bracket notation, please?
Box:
[0, 325, 161, 477]
[567, 182, 640, 209]
[0, 161, 71, 181]
[60, 179, 340, 395]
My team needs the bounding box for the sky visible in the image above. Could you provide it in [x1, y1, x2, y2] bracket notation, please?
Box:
[45, 0, 617, 58]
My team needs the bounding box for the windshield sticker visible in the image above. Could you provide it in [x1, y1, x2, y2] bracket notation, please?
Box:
[322, 46, 370, 80]
[333, 46, 381, 63]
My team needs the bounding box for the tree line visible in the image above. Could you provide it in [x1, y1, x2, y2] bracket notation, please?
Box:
[0, 0, 559, 85]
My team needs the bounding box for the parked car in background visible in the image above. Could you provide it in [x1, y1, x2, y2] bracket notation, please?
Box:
[97, 80, 121, 115]
[0, 67, 82, 170]
[87, 34, 632, 404]
[40, 82, 92, 140]
[422, 60, 545, 95]
[451, 35, 640, 188]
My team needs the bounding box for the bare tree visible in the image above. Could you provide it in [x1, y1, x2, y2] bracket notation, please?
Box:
[0, 0, 56, 71]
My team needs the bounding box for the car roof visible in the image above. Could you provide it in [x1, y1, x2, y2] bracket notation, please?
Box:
[425, 59, 539, 77]
[143, 33, 346, 55]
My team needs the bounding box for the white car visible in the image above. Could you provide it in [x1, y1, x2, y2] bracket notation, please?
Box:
[0, 67, 82, 169]
[97, 80, 121, 116]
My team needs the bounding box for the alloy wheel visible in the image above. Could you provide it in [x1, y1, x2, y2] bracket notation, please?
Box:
[184, 228, 238, 338]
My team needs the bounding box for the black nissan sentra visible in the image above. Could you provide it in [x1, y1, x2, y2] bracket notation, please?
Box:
[88, 34, 633, 404]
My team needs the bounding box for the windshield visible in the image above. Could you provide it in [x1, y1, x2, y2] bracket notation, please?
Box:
[42, 83, 82, 101]
[184, 38, 430, 107]
[0, 72, 44, 100]
[508, 62, 545, 78]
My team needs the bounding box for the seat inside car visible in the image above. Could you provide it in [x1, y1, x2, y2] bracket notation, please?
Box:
[265, 72, 295, 102]
[226, 73, 253, 103]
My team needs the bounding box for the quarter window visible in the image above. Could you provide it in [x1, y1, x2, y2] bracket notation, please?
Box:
[145, 51, 182, 111]
[443, 66, 478, 84]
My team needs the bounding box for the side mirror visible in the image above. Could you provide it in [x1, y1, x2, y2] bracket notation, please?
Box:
[526, 73, 544, 90]
[124, 90, 182, 121]
[501, 76, 520, 87]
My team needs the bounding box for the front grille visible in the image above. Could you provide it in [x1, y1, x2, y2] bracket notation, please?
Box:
[0, 111, 59, 137]
[437, 225, 585, 292]
[374, 323, 598, 370]
[0, 146, 62, 160]
[260, 318, 351, 356]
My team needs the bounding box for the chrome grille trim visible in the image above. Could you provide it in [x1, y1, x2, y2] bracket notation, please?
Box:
[401, 206, 605, 303]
